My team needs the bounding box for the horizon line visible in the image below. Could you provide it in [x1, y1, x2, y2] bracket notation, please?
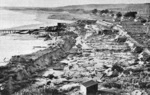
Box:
[0, 2, 150, 8]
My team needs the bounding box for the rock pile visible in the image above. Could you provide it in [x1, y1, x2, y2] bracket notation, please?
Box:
[0, 35, 76, 94]
[1, 20, 150, 95]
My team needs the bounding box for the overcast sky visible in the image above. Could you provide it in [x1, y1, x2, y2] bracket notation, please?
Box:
[0, 0, 150, 7]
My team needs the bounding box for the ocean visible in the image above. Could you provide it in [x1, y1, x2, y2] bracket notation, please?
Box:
[0, 9, 40, 29]
[0, 9, 73, 66]
[0, 34, 50, 66]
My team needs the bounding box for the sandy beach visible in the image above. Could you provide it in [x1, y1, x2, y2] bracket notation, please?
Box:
[6, 10, 74, 30]
[0, 34, 50, 66]
[0, 9, 74, 66]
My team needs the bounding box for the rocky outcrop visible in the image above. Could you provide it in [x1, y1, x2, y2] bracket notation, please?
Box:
[0, 35, 76, 94]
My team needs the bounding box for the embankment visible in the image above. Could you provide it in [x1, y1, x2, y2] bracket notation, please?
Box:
[0, 35, 76, 94]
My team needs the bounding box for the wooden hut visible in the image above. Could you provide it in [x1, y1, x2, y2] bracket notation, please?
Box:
[80, 80, 98, 95]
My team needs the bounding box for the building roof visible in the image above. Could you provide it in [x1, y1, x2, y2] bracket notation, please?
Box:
[82, 80, 98, 87]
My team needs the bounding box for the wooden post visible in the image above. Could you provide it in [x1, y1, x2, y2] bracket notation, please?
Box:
[146, 25, 150, 36]
[8, 76, 13, 95]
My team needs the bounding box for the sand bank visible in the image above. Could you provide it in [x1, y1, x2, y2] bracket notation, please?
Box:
[0, 34, 50, 66]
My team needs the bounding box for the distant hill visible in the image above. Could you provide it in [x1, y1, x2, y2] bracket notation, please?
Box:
[56, 3, 150, 17]
[55, 4, 128, 10]
[2, 3, 150, 17]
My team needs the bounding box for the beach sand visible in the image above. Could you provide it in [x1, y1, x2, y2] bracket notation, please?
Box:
[0, 10, 74, 66]
[0, 34, 50, 66]
[7, 11, 74, 30]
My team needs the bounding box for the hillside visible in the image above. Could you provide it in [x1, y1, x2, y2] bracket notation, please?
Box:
[2, 3, 150, 18]
[57, 3, 150, 16]
[55, 4, 128, 10]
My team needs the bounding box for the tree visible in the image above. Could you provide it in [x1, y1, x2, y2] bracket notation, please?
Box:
[92, 9, 98, 14]
[100, 9, 109, 14]
[116, 12, 122, 18]
[124, 11, 137, 18]
[111, 14, 115, 17]
[141, 18, 147, 23]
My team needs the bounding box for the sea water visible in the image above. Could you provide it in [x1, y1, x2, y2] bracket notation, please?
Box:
[0, 9, 73, 66]
[0, 34, 49, 66]
[0, 9, 40, 29]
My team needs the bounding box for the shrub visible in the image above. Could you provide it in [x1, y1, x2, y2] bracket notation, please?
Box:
[116, 12, 122, 18]
[124, 11, 137, 18]
[100, 9, 109, 14]
[92, 9, 98, 14]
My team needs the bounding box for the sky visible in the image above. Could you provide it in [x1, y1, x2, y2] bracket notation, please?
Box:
[0, 0, 150, 7]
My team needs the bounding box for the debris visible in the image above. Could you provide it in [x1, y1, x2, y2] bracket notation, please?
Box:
[59, 83, 79, 91]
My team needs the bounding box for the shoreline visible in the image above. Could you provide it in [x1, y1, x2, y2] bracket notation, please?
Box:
[0, 31, 77, 94]
[1, 14, 150, 94]
[7, 19, 74, 30]
[0, 34, 50, 66]
[0, 4, 150, 94]
[0, 9, 74, 30]
[0, 9, 75, 66]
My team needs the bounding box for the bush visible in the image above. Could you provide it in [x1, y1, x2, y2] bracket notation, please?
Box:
[124, 11, 137, 18]
[141, 18, 147, 23]
[116, 12, 122, 18]
[100, 9, 109, 14]
[92, 9, 98, 14]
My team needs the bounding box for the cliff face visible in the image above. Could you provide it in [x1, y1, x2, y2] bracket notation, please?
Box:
[0, 36, 76, 94]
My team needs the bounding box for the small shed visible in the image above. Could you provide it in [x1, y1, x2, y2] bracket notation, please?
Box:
[80, 80, 98, 95]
